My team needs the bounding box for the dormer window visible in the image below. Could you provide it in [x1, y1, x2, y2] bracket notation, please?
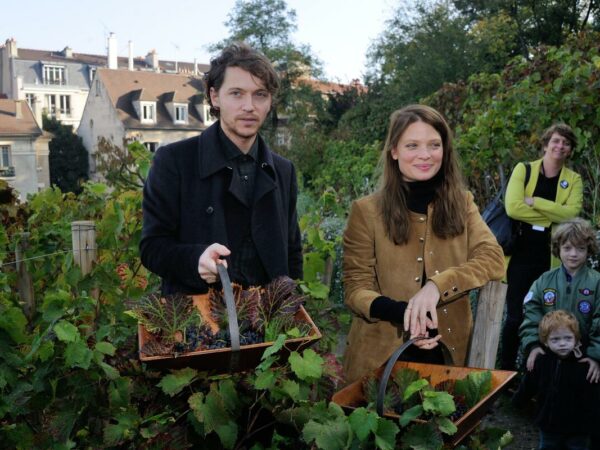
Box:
[43, 64, 66, 85]
[174, 104, 188, 124]
[140, 102, 156, 124]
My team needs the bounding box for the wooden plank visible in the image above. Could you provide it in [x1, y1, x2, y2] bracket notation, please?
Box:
[71, 221, 96, 275]
[467, 280, 507, 369]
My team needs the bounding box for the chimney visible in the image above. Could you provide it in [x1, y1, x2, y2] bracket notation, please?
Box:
[145, 50, 159, 72]
[15, 100, 22, 119]
[5, 38, 18, 57]
[128, 41, 134, 71]
[107, 32, 118, 69]
[62, 46, 73, 58]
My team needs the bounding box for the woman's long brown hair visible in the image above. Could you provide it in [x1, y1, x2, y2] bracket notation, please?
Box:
[378, 104, 467, 245]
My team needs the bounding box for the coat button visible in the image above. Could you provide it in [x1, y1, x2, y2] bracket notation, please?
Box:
[419, 217, 425, 222]
[261, 163, 268, 168]
[444, 291, 449, 297]
[452, 286, 458, 292]
[419, 237, 424, 243]
[206, 206, 214, 214]
[434, 270, 440, 275]
[414, 276, 421, 282]
[447, 328, 452, 333]
[451, 347, 456, 351]
[443, 308, 448, 314]
[417, 257, 423, 262]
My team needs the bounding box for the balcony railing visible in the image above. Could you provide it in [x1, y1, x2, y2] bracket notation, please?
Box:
[0, 166, 16, 178]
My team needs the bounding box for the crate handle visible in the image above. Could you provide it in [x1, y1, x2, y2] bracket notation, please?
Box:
[217, 263, 241, 355]
[376, 337, 452, 416]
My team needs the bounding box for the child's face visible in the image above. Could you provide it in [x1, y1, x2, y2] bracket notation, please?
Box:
[559, 240, 588, 274]
[546, 326, 576, 358]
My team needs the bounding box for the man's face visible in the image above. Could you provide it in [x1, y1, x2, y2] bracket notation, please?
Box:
[546, 326, 576, 358]
[559, 240, 588, 275]
[210, 66, 272, 152]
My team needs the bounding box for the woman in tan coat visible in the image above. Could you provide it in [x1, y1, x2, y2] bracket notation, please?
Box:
[342, 105, 505, 383]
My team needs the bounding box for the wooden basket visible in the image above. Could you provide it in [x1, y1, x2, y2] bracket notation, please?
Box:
[331, 339, 516, 447]
[138, 295, 322, 373]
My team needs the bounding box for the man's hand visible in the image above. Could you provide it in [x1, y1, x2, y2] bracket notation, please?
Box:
[579, 357, 600, 383]
[526, 346, 545, 371]
[198, 243, 231, 284]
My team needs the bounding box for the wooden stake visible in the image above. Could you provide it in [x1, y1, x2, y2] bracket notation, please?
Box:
[16, 232, 35, 320]
[71, 221, 97, 276]
[467, 280, 507, 369]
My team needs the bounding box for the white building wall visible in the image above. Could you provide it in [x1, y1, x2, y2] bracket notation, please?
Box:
[77, 78, 125, 178]
[0, 137, 44, 200]
[125, 128, 200, 150]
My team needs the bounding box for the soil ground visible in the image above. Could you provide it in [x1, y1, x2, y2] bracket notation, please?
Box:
[480, 394, 539, 449]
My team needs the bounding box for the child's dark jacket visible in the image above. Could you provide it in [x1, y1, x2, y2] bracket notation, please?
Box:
[512, 351, 599, 434]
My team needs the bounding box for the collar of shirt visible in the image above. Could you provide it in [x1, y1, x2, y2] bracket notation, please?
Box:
[218, 126, 259, 162]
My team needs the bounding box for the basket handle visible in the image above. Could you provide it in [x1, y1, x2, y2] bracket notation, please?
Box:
[217, 262, 241, 355]
[376, 337, 453, 416]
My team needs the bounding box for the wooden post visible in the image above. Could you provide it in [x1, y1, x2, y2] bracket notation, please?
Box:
[467, 280, 508, 369]
[71, 221, 97, 276]
[16, 232, 35, 320]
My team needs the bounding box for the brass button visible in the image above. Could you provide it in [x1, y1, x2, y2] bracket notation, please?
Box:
[419, 237, 424, 243]
[417, 257, 423, 262]
[414, 276, 421, 282]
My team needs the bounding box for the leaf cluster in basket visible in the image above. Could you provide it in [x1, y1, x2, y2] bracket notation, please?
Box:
[363, 368, 492, 423]
[130, 276, 311, 356]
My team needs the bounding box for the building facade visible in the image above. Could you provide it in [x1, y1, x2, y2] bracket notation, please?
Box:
[78, 68, 214, 177]
[0, 99, 50, 199]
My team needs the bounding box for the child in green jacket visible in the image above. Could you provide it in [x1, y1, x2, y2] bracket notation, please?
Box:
[519, 217, 600, 382]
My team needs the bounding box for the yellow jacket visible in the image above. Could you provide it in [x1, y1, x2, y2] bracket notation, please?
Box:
[342, 191, 505, 383]
[505, 158, 583, 267]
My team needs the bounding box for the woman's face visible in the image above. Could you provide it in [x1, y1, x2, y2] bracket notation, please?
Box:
[543, 132, 572, 165]
[391, 121, 443, 182]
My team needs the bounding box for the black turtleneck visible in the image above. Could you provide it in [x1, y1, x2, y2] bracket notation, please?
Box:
[406, 171, 443, 213]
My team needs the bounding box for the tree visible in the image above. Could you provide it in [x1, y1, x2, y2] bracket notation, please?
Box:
[452, 0, 600, 56]
[43, 116, 89, 194]
[209, 0, 322, 143]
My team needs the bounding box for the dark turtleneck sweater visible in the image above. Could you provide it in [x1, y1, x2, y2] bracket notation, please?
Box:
[369, 174, 442, 323]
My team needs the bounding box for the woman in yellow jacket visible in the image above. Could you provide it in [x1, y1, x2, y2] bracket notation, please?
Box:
[342, 105, 505, 383]
[499, 123, 583, 370]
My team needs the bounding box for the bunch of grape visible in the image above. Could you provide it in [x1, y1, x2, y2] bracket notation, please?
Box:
[449, 402, 469, 422]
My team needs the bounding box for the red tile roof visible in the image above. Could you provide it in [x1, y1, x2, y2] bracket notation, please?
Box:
[0, 99, 41, 136]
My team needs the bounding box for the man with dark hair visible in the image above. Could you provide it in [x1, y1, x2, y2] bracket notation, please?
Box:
[140, 42, 303, 294]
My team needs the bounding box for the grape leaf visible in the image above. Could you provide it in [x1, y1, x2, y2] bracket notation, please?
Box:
[454, 370, 492, 408]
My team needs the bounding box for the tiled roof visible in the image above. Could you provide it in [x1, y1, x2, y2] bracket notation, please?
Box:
[15, 48, 210, 74]
[97, 68, 207, 130]
[0, 99, 41, 136]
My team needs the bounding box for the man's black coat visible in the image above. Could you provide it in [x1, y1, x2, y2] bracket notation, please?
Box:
[140, 122, 303, 295]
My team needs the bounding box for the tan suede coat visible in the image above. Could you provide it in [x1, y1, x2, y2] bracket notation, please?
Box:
[342, 191, 505, 383]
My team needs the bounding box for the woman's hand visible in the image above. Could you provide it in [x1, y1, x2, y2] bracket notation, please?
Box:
[404, 281, 440, 337]
[526, 346, 545, 371]
[580, 357, 600, 383]
[411, 333, 442, 350]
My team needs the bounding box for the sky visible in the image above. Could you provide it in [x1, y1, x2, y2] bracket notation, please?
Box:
[4, 0, 396, 83]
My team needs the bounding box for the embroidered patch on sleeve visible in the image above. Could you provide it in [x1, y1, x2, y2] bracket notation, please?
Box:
[578, 288, 594, 296]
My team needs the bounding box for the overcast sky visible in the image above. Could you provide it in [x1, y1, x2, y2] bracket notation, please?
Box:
[4, 0, 396, 83]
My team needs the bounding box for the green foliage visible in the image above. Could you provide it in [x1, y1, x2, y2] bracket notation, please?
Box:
[43, 116, 89, 194]
[454, 371, 492, 408]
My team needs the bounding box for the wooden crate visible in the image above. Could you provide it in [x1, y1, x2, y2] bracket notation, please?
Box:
[138, 296, 321, 373]
[331, 361, 516, 447]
